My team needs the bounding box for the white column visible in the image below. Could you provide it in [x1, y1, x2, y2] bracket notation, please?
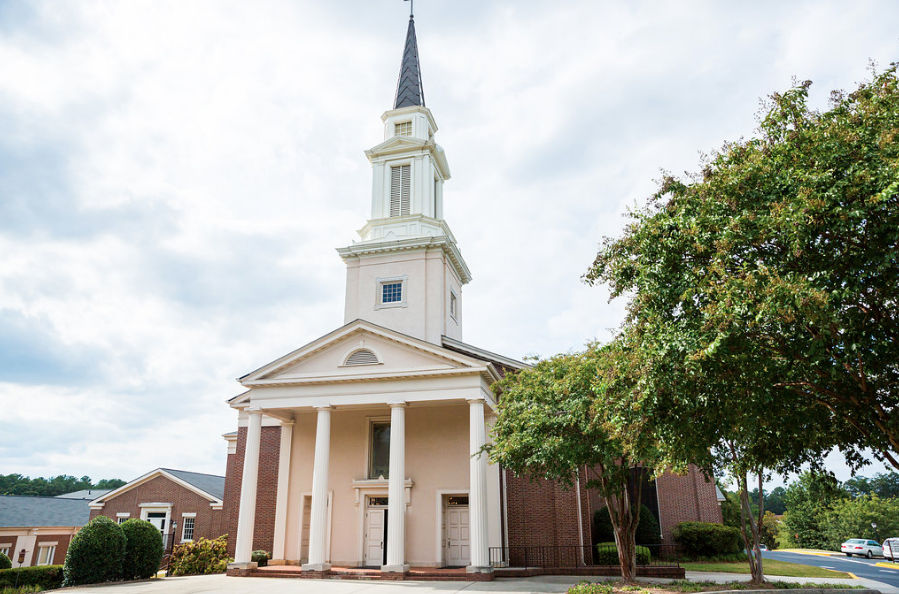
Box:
[383, 402, 409, 572]
[232, 408, 263, 567]
[303, 406, 332, 572]
[271, 420, 294, 561]
[467, 398, 492, 572]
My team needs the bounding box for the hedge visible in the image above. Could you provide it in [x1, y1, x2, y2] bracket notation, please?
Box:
[251, 550, 270, 567]
[672, 521, 742, 557]
[121, 518, 165, 580]
[0, 553, 10, 571]
[0, 565, 64, 590]
[62, 515, 126, 586]
[169, 535, 229, 576]
[595, 542, 651, 566]
[593, 505, 662, 546]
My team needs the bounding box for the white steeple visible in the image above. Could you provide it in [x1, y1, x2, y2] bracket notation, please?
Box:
[337, 15, 470, 345]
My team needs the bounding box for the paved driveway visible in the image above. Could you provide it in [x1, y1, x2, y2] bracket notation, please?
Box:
[54, 572, 898, 594]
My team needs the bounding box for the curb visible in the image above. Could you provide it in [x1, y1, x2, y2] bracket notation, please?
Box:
[875, 562, 899, 571]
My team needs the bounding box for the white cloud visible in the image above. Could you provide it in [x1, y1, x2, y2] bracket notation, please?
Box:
[0, 0, 896, 486]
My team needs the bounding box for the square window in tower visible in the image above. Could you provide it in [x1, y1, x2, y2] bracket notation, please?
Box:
[382, 282, 402, 304]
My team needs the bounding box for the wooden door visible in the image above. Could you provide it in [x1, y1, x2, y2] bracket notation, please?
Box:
[445, 506, 470, 567]
[364, 508, 386, 567]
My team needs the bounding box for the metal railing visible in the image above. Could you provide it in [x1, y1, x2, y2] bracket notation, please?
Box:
[488, 544, 680, 568]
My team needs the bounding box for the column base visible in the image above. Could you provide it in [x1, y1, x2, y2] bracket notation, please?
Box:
[302, 562, 331, 572]
[466, 565, 494, 574]
[381, 564, 410, 573]
[227, 561, 258, 570]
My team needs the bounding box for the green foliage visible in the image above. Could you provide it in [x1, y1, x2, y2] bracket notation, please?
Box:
[0, 474, 125, 497]
[595, 543, 651, 566]
[673, 522, 742, 557]
[62, 515, 126, 586]
[780, 471, 850, 549]
[250, 550, 270, 567]
[593, 506, 660, 546]
[759, 511, 779, 550]
[120, 519, 164, 580]
[843, 472, 899, 499]
[568, 581, 614, 594]
[0, 586, 43, 594]
[820, 494, 899, 550]
[0, 566, 63, 590]
[718, 489, 742, 529]
[169, 535, 229, 576]
[0, 554, 9, 571]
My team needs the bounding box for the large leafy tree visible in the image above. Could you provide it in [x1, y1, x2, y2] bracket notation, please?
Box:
[588, 63, 899, 472]
[487, 345, 665, 582]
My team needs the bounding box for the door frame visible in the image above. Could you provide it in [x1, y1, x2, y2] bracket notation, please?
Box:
[362, 496, 389, 567]
[296, 491, 333, 564]
[434, 490, 469, 568]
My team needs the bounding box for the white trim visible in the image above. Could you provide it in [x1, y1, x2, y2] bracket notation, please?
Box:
[116, 512, 130, 518]
[374, 275, 408, 310]
[435, 490, 470, 568]
[180, 516, 196, 543]
[180, 512, 197, 518]
[35, 544, 56, 566]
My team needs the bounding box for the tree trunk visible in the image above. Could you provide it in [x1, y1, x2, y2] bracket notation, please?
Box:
[596, 463, 643, 583]
[736, 470, 765, 585]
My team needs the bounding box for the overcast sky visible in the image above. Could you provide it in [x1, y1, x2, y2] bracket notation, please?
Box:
[1, 0, 896, 490]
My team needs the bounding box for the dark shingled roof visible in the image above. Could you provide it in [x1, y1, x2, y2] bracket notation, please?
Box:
[162, 469, 225, 501]
[56, 489, 111, 500]
[0, 495, 91, 528]
[394, 16, 425, 109]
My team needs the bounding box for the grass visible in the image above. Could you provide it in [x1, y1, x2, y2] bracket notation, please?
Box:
[566, 580, 863, 594]
[681, 559, 852, 579]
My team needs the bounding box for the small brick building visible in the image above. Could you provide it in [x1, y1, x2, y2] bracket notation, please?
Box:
[0, 495, 93, 566]
[88, 468, 226, 550]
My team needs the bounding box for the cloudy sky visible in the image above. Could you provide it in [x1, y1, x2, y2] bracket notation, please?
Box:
[1, 0, 896, 489]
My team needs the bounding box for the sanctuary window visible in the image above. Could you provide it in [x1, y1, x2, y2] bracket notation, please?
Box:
[369, 421, 391, 479]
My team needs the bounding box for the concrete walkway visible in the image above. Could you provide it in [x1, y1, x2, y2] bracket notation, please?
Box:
[54, 572, 898, 594]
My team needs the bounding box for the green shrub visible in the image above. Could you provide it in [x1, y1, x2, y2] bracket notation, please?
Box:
[62, 515, 126, 586]
[595, 542, 651, 565]
[251, 550, 270, 567]
[672, 522, 742, 557]
[592, 506, 662, 546]
[0, 553, 10, 570]
[169, 535, 229, 576]
[0, 586, 43, 594]
[120, 519, 164, 580]
[0, 566, 63, 590]
[568, 581, 613, 594]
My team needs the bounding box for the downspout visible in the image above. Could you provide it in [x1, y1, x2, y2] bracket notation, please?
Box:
[575, 467, 585, 566]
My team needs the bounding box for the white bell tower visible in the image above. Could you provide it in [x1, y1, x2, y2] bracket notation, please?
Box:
[337, 14, 470, 345]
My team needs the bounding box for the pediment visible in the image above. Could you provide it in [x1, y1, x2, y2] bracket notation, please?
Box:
[366, 135, 427, 156]
[240, 320, 493, 386]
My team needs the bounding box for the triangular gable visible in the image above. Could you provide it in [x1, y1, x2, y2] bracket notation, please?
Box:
[89, 469, 224, 510]
[239, 319, 499, 386]
[366, 135, 427, 155]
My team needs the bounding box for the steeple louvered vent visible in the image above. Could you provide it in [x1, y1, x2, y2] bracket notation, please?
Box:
[345, 349, 379, 366]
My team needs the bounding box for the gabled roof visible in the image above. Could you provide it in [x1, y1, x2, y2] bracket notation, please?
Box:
[0, 495, 91, 528]
[89, 468, 225, 508]
[394, 16, 425, 109]
[56, 489, 111, 500]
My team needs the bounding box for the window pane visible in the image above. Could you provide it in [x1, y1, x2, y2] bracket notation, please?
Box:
[382, 282, 402, 304]
[369, 422, 391, 478]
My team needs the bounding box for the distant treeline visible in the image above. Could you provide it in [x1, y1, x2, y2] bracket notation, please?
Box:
[0, 474, 126, 497]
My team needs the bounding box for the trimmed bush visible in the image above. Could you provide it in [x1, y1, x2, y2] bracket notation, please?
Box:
[568, 581, 614, 594]
[251, 550, 270, 567]
[595, 542, 651, 565]
[672, 521, 742, 558]
[0, 553, 10, 570]
[62, 515, 126, 586]
[121, 518, 165, 580]
[592, 505, 662, 545]
[0, 565, 64, 590]
[169, 535, 229, 576]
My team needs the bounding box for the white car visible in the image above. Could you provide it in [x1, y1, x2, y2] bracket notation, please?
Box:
[883, 538, 899, 561]
[841, 538, 883, 558]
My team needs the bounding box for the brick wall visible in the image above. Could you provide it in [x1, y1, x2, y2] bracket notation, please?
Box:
[90, 475, 225, 545]
[656, 465, 723, 543]
[223, 425, 281, 556]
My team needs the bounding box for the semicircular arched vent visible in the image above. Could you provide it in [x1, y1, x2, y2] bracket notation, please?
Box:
[345, 349, 379, 366]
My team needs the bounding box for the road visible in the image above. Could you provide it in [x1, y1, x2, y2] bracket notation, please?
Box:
[764, 549, 899, 589]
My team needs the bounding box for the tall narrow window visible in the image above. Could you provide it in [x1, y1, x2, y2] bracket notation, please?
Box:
[369, 422, 391, 479]
[390, 165, 411, 217]
[450, 291, 457, 320]
[182, 517, 195, 542]
[36, 545, 56, 566]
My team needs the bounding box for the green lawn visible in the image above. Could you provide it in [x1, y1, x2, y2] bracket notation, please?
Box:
[681, 559, 853, 579]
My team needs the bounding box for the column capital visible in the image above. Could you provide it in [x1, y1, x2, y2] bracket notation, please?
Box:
[388, 401, 408, 408]
[246, 407, 264, 415]
[314, 405, 333, 411]
[280, 419, 295, 426]
[466, 397, 485, 405]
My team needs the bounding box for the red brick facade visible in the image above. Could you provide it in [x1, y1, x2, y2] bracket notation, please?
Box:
[655, 466, 723, 542]
[223, 425, 281, 556]
[90, 475, 225, 546]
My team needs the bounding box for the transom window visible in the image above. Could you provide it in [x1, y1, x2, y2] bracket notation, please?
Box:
[369, 422, 391, 479]
[36, 545, 56, 566]
[182, 517, 195, 542]
[390, 165, 411, 217]
[382, 282, 402, 304]
[446, 496, 469, 506]
[395, 121, 412, 136]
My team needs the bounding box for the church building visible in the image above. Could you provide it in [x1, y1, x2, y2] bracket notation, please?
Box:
[223, 13, 722, 579]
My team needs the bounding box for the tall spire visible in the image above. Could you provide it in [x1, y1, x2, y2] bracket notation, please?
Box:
[393, 15, 425, 109]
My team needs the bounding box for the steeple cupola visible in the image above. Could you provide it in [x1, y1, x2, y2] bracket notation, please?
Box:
[337, 13, 470, 346]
